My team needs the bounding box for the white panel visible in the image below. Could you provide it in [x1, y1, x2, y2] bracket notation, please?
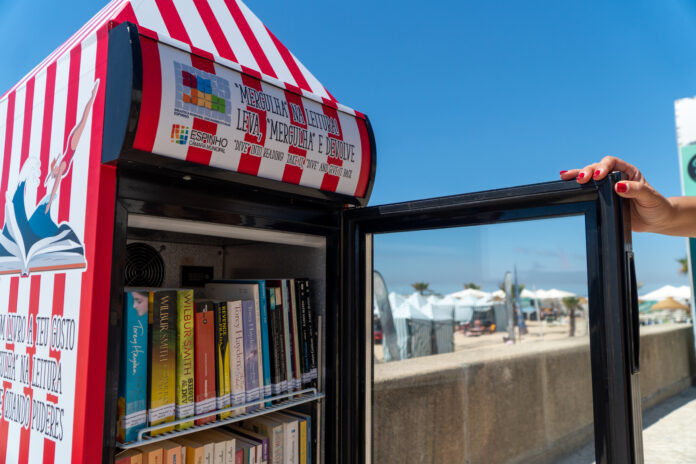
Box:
[207, 0, 259, 70]
[237, 1, 297, 87]
[48, 55, 70, 226]
[25, 71, 48, 209]
[676, 97, 696, 148]
[334, 112, 361, 196]
[172, 0, 219, 55]
[131, 0, 170, 38]
[8, 85, 26, 197]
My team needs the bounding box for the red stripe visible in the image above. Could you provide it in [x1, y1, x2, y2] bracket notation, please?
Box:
[71, 26, 112, 464]
[114, 1, 138, 25]
[191, 53, 216, 74]
[354, 118, 371, 198]
[37, 63, 57, 203]
[185, 118, 217, 165]
[136, 26, 160, 41]
[0, 92, 16, 227]
[236, 74, 267, 175]
[20, 78, 35, 166]
[192, 0, 238, 62]
[57, 46, 82, 224]
[319, 106, 344, 193]
[18, 275, 41, 464]
[224, 0, 277, 78]
[281, 90, 308, 185]
[0, 277, 19, 462]
[154, 0, 192, 44]
[265, 27, 311, 93]
[132, 37, 162, 153]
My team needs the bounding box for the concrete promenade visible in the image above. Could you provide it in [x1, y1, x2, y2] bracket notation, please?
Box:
[558, 386, 696, 463]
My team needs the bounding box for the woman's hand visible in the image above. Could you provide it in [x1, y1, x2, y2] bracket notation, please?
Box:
[560, 156, 685, 235]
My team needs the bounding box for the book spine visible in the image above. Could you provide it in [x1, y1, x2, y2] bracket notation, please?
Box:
[256, 281, 272, 404]
[252, 289, 264, 410]
[194, 301, 217, 425]
[235, 449, 243, 464]
[269, 287, 287, 395]
[148, 290, 177, 435]
[242, 299, 261, 412]
[302, 280, 318, 385]
[288, 280, 302, 391]
[176, 289, 195, 430]
[279, 283, 293, 393]
[298, 419, 307, 464]
[228, 300, 246, 415]
[296, 280, 310, 387]
[272, 427, 284, 464]
[215, 301, 232, 419]
[117, 291, 148, 443]
[266, 288, 280, 396]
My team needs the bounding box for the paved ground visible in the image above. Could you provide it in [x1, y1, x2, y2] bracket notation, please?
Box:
[558, 386, 696, 463]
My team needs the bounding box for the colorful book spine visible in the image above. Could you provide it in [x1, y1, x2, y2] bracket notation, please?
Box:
[215, 301, 232, 419]
[227, 426, 269, 464]
[288, 280, 302, 391]
[227, 300, 246, 415]
[252, 288, 264, 409]
[294, 280, 309, 387]
[253, 280, 272, 405]
[242, 299, 261, 412]
[279, 281, 294, 393]
[118, 290, 149, 443]
[148, 290, 177, 436]
[266, 287, 287, 396]
[194, 301, 217, 425]
[176, 289, 195, 430]
[284, 411, 310, 464]
[299, 279, 318, 385]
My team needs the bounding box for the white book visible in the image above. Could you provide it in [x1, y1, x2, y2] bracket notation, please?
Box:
[288, 279, 302, 391]
[269, 412, 298, 464]
[227, 300, 246, 415]
[280, 281, 294, 393]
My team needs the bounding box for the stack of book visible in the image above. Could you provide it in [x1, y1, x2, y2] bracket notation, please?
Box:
[117, 279, 317, 446]
[115, 407, 313, 464]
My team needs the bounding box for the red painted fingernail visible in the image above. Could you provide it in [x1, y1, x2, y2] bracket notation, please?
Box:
[594, 170, 601, 178]
[577, 173, 585, 179]
[616, 182, 628, 193]
[560, 170, 568, 175]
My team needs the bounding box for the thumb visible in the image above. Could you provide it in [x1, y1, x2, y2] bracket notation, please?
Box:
[614, 181, 663, 207]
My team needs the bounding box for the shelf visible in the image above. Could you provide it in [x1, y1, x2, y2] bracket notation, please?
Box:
[116, 388, 323, 450]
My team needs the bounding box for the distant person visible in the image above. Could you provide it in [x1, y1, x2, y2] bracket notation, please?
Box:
[560, 156, 696, 237]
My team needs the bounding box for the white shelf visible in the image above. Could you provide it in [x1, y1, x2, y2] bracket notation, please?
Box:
[116, 388, 323, 450]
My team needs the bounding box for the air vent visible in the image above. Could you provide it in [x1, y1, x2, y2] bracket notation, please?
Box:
[124, 242, 165, 287]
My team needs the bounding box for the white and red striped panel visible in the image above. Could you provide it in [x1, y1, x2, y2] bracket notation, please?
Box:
[132, 37, 372, 197]
[0, 25, 113, 464]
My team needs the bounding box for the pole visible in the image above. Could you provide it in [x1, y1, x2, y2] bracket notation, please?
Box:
[534, 285, 543, 340]
[505, 272, 515, 343]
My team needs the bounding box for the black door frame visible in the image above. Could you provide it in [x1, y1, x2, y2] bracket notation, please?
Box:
[342, 173, 642, 464]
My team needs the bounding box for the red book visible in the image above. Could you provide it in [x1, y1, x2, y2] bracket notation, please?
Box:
[194, 300, 217, 425]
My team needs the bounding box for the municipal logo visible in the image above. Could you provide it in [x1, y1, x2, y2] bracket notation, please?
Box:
[171, 124, 190, 145]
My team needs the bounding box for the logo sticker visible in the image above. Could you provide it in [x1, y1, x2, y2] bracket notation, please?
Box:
[174, 62, 232, 127]
[171, 124, 190, 145]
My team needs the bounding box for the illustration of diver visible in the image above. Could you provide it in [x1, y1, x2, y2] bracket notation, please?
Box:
[0, 79, 100, 276]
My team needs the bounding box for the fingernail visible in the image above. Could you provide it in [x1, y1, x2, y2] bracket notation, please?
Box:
[616, 182, 628, 193]
[594, 170, 601, 178]
[577, 173, 585, 179]
[560, 170, 568, 175]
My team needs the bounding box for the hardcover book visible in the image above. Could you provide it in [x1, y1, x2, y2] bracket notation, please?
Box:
[241, 416, 283, 464]
[293, 280, 309, 387]
[214, 301, 232, 419]
[269, 412, 299, 464]
[148, 289, 177, 436]
[194, 300, 217, 425]
[287, 280, 302, 391]
[227, 299, 246, 415]
[298, 279, 317, 385]
[176, 289, 195, 430]
[266, 287, 287, 397]
[242, 299, 261, 412]
[117, 289, 149, 443]
[278, 281, 295, 393]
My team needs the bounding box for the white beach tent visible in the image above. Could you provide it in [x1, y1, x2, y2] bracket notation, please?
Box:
[422, 300, 455, 354]
[448, 288, 492, 300]
[392, 300, 432, 359]
[640, 285, 690, 303]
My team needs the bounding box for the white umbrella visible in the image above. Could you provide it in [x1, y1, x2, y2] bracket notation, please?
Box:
[491, 289, 505, 299]
[640, 285, 683, 302]
[406, 292, 429, 309]
[448, 288, 491, 300]
[540, 288, 576, 299]
[520, 288, 536, 299]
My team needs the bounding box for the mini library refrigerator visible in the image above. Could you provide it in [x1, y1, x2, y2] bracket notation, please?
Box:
[0, 1, 644, 463]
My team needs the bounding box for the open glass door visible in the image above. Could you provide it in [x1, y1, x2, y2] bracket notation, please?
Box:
[341, 174, 642, 464]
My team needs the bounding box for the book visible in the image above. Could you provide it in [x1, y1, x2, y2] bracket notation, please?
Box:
[118, 289, 149, 443]
[176, 289, 195, 430]
[233, 437, 257, 464]
[240, 416, 284, 464]
[148, 289, 177, 436]
[297, 279, 317, 386]
[242, 299, 261, 412]
[269, 412, 298, 464]
[172, 436, 207, 464]
[160, 440, 184, 464]
[266, 286, 287, 397]
[278, 282, 294, 394]
[115, 448, 143, 464]
[205, 281, 271, 406]
[292, 281, 309, 387]
[213, 428, 243, 464]
[283, 411, 310, 464]
[287, 280, 302, 391]
[214, 301, 232, 419]
[226, 425, 269, 464]
[227, 299, 246, 415]
[137, 443, 163, 464]
[194, 429, 235, 464]
[194, 300, 217, 425]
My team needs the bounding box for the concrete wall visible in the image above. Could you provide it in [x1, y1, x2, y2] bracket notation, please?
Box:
[373, 325, 696, 464]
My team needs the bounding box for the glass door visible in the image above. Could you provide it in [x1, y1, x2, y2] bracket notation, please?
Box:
[341, 174, 642, 464]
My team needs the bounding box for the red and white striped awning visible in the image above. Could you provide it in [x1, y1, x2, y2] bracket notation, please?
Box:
[3, 0, 338, 106]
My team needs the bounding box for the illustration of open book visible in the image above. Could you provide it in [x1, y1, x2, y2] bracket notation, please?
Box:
[0, 180, 85, 276]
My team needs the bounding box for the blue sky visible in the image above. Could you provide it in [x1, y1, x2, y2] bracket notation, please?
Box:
[1, 0, 694, 294]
